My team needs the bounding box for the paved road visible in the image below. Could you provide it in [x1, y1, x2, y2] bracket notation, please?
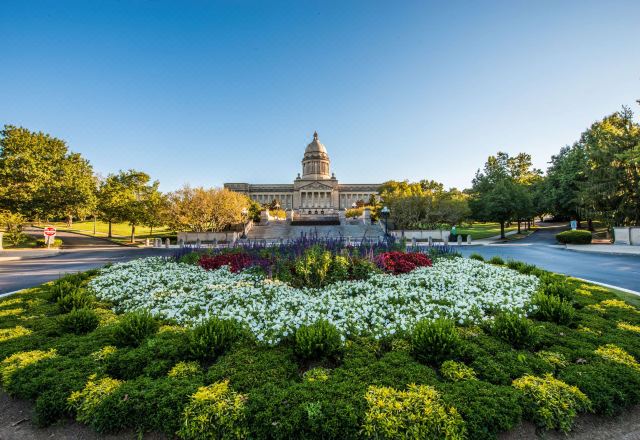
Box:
[0, 247, 173, 294]
[1, 226, 639, 294]
[25, 226, 121, 248]
[457, 224, 640, 292]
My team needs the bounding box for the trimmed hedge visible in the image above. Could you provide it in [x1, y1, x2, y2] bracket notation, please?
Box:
[556, 230, 592, 244]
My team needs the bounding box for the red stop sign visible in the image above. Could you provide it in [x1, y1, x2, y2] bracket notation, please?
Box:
[43, 227, 57, 237]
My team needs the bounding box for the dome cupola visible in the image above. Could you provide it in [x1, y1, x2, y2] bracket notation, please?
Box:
[301, 131, 331, 180]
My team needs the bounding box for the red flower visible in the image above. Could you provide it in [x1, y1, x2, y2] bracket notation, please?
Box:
[376, 252, 432, 275]
[198, 253, 254, 273]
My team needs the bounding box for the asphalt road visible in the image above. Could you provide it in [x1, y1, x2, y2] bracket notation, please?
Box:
[24, 226, 121, 248]
[457, 224, 640, 291]
[1, 226, 639, 294]
[0, 247, 174, 294]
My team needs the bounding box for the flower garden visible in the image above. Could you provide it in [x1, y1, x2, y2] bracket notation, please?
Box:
[0, 240, 639, 439]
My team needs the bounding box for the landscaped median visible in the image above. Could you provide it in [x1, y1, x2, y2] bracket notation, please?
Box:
[0, 239, 639, 439]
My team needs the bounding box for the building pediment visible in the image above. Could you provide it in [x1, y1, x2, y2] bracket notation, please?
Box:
[298, 181, 335, 191]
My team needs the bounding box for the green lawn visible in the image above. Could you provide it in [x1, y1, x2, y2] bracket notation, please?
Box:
[1, 233, 38, 249]
[456, 222, 519, 240]
[35, 221, 174, 245]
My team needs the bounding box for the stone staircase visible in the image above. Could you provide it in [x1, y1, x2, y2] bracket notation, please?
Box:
[246, 221, 384, 241]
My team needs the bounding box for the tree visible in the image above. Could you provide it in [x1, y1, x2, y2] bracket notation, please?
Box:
[167, 186, 250, 232]
[46, 153, 97, 227]
[544, 144, 588, 225]
[0, 125, 96, 221]
[142, 190, 169, 237]
[97, 170, 159, 241]
[0, 210, 27, 247]
[579, 107, 640, 226]
[469, 152, 532, 238]
[470, 179, 521, 238]
[98, 174, 127, 238]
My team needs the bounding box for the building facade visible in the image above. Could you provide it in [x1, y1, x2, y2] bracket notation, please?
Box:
[224, 132, 380, 214]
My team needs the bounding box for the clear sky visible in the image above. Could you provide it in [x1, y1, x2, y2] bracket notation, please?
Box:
[1, 0, 639, 192]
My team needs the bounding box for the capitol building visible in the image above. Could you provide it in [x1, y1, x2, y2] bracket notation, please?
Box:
[224, 132, 380, 215]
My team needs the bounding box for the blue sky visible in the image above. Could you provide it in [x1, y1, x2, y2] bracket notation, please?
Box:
[1, 0, 639, 192]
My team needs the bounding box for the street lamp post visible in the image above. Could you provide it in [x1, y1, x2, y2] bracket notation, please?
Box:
[240, 207, 248, 239]
[381, 206, 390, 238]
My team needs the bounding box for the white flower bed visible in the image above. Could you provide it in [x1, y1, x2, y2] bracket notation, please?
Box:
[89, 257, 538, 344]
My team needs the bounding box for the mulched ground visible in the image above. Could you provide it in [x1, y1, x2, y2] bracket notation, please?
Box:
[0, 392, 166, 440]
[499, 406, 640, 440]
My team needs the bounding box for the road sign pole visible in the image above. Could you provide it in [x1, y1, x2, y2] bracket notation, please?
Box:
[43, 227, 57, 249]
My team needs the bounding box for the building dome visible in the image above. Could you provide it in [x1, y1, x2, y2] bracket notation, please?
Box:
[305, 131, 328, 154]
[301, 131, 331, 180]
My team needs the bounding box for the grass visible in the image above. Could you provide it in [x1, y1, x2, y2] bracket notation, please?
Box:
[34, 221, 174, 245]
[1, 233, 39, 249]
[456, 222, 519, 240]
[501, 230, 534, 242]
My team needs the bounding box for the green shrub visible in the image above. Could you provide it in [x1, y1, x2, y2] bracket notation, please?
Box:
[67, 374, 124, 426]
[488, 256, 504, 265]
[440, 361, 476, 382]
[303, 367, 330, 382]
[440, 360, 477, 382]
[536, 351, 568, 370]
[362, 384, 467, 439]
[490, 312, 536, 348]
[556, 230, 592, 244]
[179, 380, 248, 440]
[442, 380, 523, 440]
[0, 349, 58, 387]
[559, 361, 640, 416]
[505, 260, 539, 275]
[531, 292, 575, 325]
[79, 375, 204, 435]
[294, 320, 343, 361]
[471, 348, 554, 386]
[327, 255, 350, 284]
[57, 288, 93, 313]
[112, 310, 158, 347]
[207, 345, 297, 392]
[46, 274, 88, 302]
[36, 238, 63, 248]
[168, 361, 202, 379]
[350, 257, 381, 280]
[594, 344, 640, 371]
[411, 318, 462, 365]
[469, 253, 484, 261]
[178, 251, 203, 265]
[512, 373, 591, 432]
[541, 279, 575, 301]
[293, 245, 333, 287]
[189, 317, 243, 361]
[60, 308, 99, 335]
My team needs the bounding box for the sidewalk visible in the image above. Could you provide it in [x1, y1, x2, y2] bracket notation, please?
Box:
[562, 244, 640, 256]
[0, 249, 62, 262]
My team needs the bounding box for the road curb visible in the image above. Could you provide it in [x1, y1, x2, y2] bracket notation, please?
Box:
[0, 250, 62, 262]
[573, 277, 640, 297]
[562, 246, 640, 257]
